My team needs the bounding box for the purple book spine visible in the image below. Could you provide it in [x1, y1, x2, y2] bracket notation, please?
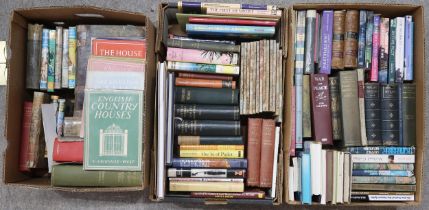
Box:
[319, 10, 333, 74]
[404, 16, 413, 81]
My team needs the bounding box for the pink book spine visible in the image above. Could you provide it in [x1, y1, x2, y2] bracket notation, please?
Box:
[370, 15, 381, 82]
[290, 86, 296, 157]
[88, 57, 145, 73]
[167, 47, 238, 65]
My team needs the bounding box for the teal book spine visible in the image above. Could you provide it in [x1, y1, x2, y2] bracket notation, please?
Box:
[47, 29, 56, 92]
[167, 61, 239, 75]
[301, 153, 311, 204]
[352, 170, 413, 177]
[364, 11, 374, 70]
[186, 24, 275, 38]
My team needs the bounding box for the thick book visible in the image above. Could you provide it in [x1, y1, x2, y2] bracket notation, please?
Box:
[247, 118, 262, 186]
[168, 61, 239, 75]
[302, 75, 312, 138]
[175, 120, 241, 136]
[51, 165, 142, 187]
[84, 89, 143, 171]
[175, 104, 239, 120]
[369, 14, 381, 81]
[364, 11, 374, 70]
[304, 10, 316, 74]
[351, 154, 415, 163]
[52, 138, 83, 163]
[47, 29, 56, 92]
[351, 191, 414, 202]
[340, 71, 362, 146]
[259, 119, 275, 188]
[349, 146, 415, 154]
[28, 92, 48, 168]
[294, 11, 306, 149]
[352, 176, 416, 184]
[357, 69, 367, 145]
[167, 168, 246, 178]
[205, 7, 281, 19]
[175, 77, 236, 89]
[26, 24, 43, 89]
[167, 38, 239, 53]
[167, 47, 238, 65]
[175, 87, 239, 105]
[301, 153, 311, 204]
[343, 10, 359, 69]
[170, 181, 244, 192]
[365, 83, 382, 145]
[171, 158, 247, 168]
[54, 26, 63, 89]
[404, 16, 414, 81]
[357, 11, 367, 68]
[180, 150, 244, 158]
[180, 145, 244, 150]
[395, 17, 405, 82]
[40, 29, 49, 89]
[329, 76, 342, 141]
[353, 163, 414, 170]
[379, 18, 390, 83]
[381, 84, 400, 145]
[388, 19, 397, 84]
[352, 184, 416, 192]
[189, 17, 276, 26]
[19, 102, 32, 172]
[178, 136, 243, 145]
[331, 10, 346, 70]
[352, 170, 413, 177]
[178, 72, 233, 80]
[91, 39, 146, 59]
[67, 26, 77, 89]
[319, 10, 334, 74]
[186, 24, 275, 38]
[402, 84, 416, 146]
[310, 74, 333, 144]
[191, 191, 265, 199]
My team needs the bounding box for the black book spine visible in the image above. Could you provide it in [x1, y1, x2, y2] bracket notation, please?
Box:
[169, 168, 246, 178]
[351, 195, 371, 202]
[175, 120, 241, 136]
[178, 136, 243, 145]
[402, 84, 416, 146]
[175, 87, 239, 105]
[381, 84, 400, 145]
[365, 83, 382, 145]
[175, 104, 240, 120]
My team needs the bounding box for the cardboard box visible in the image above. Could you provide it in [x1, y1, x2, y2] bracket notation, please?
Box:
[283, 3, 425, 206]
[151, 3, 288, 205]
[3, 6, 156, 192]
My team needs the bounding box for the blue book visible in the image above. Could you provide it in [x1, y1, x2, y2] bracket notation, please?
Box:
[294, 11, 306, 149]
[301, 153, 311, 204]
[357, 10, 367, 68]
[404, 16, 413, 81]
[352, 169, 413, 177]
[186, 24, 275, 38]
[349, 146, 415, 154]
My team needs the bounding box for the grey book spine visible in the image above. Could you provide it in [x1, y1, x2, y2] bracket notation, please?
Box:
[329, 76, 342, 141]
[402, 84, 416, 146]
[26, 24, 43, 89]
[340, 70, 362, 146]
[304, 10, 316, 74]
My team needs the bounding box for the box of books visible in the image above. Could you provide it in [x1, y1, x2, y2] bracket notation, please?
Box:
[284, 3, 424, 206]
[152, 2, 288, 205]
[3, 6, 156, 192]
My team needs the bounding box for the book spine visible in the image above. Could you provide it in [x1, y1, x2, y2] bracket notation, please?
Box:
[357, 11, 367, 68]
[319, 10, 334, 74]
[170, 34, 236, 44]
[369, 15, 380, 81]
[353, 163, 414, 171]
[51, 165, 142, 187]
[404, 16, 413, 81]
[54, 26, 63, 89]
[178, 2, 277, 12]
[379, 18, 390, 83]
[168, 168, 246, 178]
[351, 194, 414, 201]
[171, 158, 247, 168]
[301, 153, 311, 204]
[52, 139, 83, 162]
[189, 17, 276, 26]
[395, 17, 405, 82]
[169, 181, 244, 192]
[398, 84, 404, 146]
[178, 72, 233, 80]
[352, 170, 413, 177]
[331, 10, 346, 70]
[302, 75, 311, 138]
[259, 119, 275, 188]
[247, 118, 262, 186]
[175, 104, 239, 120]
[364, 12, 374, 69]
[179, 149, 244, 159]
[381, 84, 400, 145]
[175, 78, 236, 89]
[191, 191, 265, 199]
[176, 120, 241, 136]
[27, 92, 46, 168]
[178, 136, 243, 145]
[167, 47, 238, 65]
[349, 146, 415, 154]
[26, 24, 43, 89]
[351, 154, 415, 163]
[304, 10, 316, 74]
[311, 74, 333, 144]
[352, 176, 416, 184]
[402, 84, 416, 146]
[364, 83, 382, 145]
[167, 39, 240, 53]
[340, 70, 362, 146]
[169, 178, 243, 182]
[205, 7, 281, 18]
[388, 19, 397, 84]
[294, 11, 306, 149]
[357, 69, 367, 145]
[314, 13, 321, 64]
[61, 29, 69, 88]
[47, 30, 56, 92]
[352, 183, 416, 192]
[329, 76, 342, 141]
[175, 87, 239, 105]
[180, 145, 244, 150]
[39, 29, 49, 90]
[240, 43, 246, 114]
[186, 24, 275, 36]
[344, 10, 359, 68]
[56, 99, 65, 136]
[67, 27, 77, 89]
[290, 86, 296, 156]
[168, 61, 239, 75]
[91, 39, 146, 59]
[19, 102, 33, 172]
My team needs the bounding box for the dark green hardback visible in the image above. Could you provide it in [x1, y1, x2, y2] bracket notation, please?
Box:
[402, 84, 416, 146]
[175, 87, 239, 105]
[381, 84, 400, 145]
[364, 83, 382, 145]
[329, 76, 342, 141]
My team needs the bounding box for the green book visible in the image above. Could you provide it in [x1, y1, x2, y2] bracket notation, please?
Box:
[51, 165, 142, 187]
[84, 89, 143, 171]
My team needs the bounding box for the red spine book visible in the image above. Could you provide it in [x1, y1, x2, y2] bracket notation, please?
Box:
[310, 74, 333, 145]
[188, 17, 277, 26]
[53, 138, 84, 163]
[91, 39, 146, 59]
[178, 72, 233, 81]
[19, 102, 33, 172]
[259, 119, 276, 188]
[246, 118, 262, 187]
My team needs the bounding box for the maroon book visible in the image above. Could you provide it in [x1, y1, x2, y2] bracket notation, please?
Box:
[246, 118, 262, 187]
[310, 74, 333, 145]
[19, 102, 32, 172]
[259, 119, 276, 188]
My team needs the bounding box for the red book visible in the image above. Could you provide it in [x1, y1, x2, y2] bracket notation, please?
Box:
[310, 74, 333, 145]
[19, 102, 32, 172]
[178, 72, 233, 81]
[259, 119, 276, 188]
[53, 138, 84, 163]
[91, 39, 146, 59]
[188, 17, 277, 26]
[246, 118, 262, 187]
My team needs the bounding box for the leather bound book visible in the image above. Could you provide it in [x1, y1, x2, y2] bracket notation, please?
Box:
[381, 84, 400, 145]
[331, 10, 346, 70]
[310, 74, 333, 145]
[339, 71, 362, 146]
[53, 138, 83, 163]
[302, 75, 312, 138]
[365, 83, 382, 145]
[175, 87, 239, 105]
[402, 84, 416, 146]
[175, 104, 240, 120]
[329, 76, 342, 141]
[26, 24, 43, 89]
[247, 118, 262, 187]
[259, 119, 276, 188]
[175, 120, 241, 136]
[343, 10, 359, 69]
[19, 102, 33, 172]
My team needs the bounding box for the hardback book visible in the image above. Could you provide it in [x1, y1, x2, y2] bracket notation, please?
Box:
[319, 10, 334, 74]
[321, 150, 327, 204]
[180, 150, 244, 158]
[302, 75, 312, 138]
[169, 178, 243, 182]
[381, 84, 400, 145]
[398, 84, 404, 146]
[353, 163, 414, 170]
[47, 29, 56, 92]
[186, 24, 275, 38]
[175, 120, 241, 136]
[180, 145, 244, 150]
[404, 16, 414, 81]
[168, 61, 239, 75]
[67, 26, 77, 89]
[364, 11, 374, 70]
[175, 104, 239, 120]
[51, 165, 142, 187]
[326, 150, 334, 203]
[343, 153, 351, 204]
[352, 176, 416, 184]
[352, 170, 413, 177]
[40, 29, 49, 90]
[357, 69, 367, 146]
[19, 102, 33, 172]
[310, 74, 333, 144]
[352, 183, 416, 192]
[294, 11, 306, 149]
[178, 72, 233, 80]
[168, 168, 246, 178]
[336, 152, 345, 204]
[240, 43, 247, 114]
[388, 19, 397, 84]
[301, 153, 311, 204]
[188, 17, 277, 26]
[61, 29, 69, 88]
[204, 7, 281, 19]
[258, 40, 263, 114]
[26, 24, 43, 89]
[357, 10, 367, 68]
[395, 17, 405, 82]
[171, 158, 247, 168]
[351, 154, 415, 163]
[28, 92, 48, 168]
[169, 181, 244, 192]
[329, 76, 342, 141]
[369, 14, 381, 81]
[351, 191, 414, 202]
[166, 71, 175, 165]
[332, 10, 346, 70]
[53, 138, 83, 163]
[308, 142, 322, 201]
[54, 26, 63, 89]
[290, 86, 296, 156]
[177, 136, 243, 145]
[332, 151, 338, 204]
[304, 10, 316, 74]
[175, 2, 278, 13]
[175, 78, 236, 89]
[167, 47, 238, 65]
[191, 191, 265, 199]
[91, 38, 146, 59]
[259, 119, 276, 188]
[247, 118, 262, 186]
[167, 38, 240, 53]
[292, 157, 301, 201]
[364, 83, 382, 145]
[169, 34, 236, 44]
[175, 87, 239, 105]
[84, 89, 143, 171]
[343, 10, 359, 69]
[339, 71, 362, 146]
[349, 146, 415, 155]
[379, 18, 390, 83]
[314, 12, 321, 65]
[402, 84, 416, 146]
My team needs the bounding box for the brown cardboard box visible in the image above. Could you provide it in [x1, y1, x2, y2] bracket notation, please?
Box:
[150, 3, 288, 205]
[3, 6, 156, 192]
[284, 4, 425, 206]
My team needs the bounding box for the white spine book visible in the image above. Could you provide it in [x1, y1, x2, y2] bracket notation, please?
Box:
[336, 152, 344, 203]
[343, 153, 351, 203]
[395, 17, 405, 82]
[288, 166, 295, 201]
[310, 142, 322, 198]
[320, 150, 327, 204]
[271, 126, 280, 198]
[292, 157, 300, 196]
[351, 154, 415, 163]
[156, 62, 167, 199]
[332, 151, 338, 205]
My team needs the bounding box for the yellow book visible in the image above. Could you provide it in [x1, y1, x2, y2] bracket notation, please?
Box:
[180, 150, 244, 158]
[169, 181, 244, 192]
[179, 145, 244, 150]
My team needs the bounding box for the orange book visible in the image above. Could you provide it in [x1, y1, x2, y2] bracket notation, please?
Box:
[175, 78, 236, 89]
[91, 39, 146, 59]
[180, 145, 244, 151]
